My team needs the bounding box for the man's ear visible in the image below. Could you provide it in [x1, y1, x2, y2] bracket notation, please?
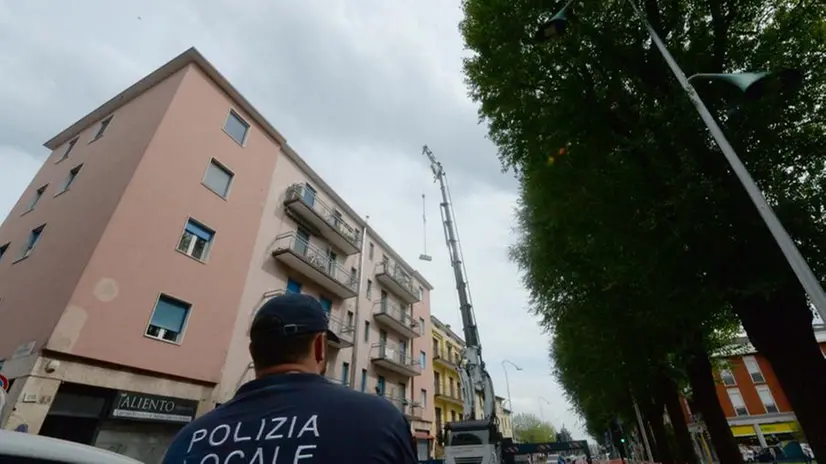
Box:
[314, 334, 326, 363]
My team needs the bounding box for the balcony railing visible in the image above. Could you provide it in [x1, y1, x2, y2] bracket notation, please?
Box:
[434, 384, 463, 405]
[373, 299, 420, 338]
[284, 183, 362, 255]
[327, 313, 355, 348]
[387, 396, 424, 419]
[370, 343, 422, 377]
[433, 349, 461, 366]
[375, 260, 421, 304]
[271, 232, 358, 299]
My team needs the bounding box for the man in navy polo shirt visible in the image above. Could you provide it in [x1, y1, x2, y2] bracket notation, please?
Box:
[162, 293, 417, 463]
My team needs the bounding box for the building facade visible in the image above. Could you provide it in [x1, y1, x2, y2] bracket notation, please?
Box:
[0, 47, 434, 462]
[682, 325, 826, 455]
[430, 315, 512, 457]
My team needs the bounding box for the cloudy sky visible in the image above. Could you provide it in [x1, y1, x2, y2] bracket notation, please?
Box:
[0, 0, 587, 438]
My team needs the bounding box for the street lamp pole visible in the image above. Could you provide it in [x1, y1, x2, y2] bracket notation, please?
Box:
[501, 360, 522, 412]
[538, 396, 553, 422]
[621, 0, 826, 322]
[535, 0, 826, 322]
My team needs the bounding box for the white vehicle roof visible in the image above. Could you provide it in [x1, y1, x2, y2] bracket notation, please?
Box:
[0, 430, 143, 463]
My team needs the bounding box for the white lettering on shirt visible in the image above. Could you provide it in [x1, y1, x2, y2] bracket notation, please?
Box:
[186, 415, 319, 463]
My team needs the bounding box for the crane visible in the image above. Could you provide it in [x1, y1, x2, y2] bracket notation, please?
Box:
[422, 145, 501, 464]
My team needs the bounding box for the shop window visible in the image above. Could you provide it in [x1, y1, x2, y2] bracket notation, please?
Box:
[146, 294, 191, 343]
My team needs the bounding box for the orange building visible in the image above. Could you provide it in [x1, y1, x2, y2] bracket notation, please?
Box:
[682, 325, 825, 452]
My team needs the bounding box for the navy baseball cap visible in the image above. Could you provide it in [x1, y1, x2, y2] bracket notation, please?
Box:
[250, 292, 340, 344]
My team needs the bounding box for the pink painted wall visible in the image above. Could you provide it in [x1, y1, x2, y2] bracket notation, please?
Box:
[0, 69, 187, 359]
[47, 64, 276, 383]
[215, 149, 362, 400]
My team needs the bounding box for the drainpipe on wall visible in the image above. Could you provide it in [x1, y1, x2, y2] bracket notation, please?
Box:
[348, 216, 370, 389]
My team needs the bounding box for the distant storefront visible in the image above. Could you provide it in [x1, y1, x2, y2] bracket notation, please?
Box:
[40, 382, 198, 463]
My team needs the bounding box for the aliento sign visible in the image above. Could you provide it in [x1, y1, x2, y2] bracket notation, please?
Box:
[110, 391, 199, 424]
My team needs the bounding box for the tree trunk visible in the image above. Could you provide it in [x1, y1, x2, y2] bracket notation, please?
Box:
[663, 378, 698, 464]
[644, 400, 674, 464]
[734, 281, 826, 462]
[687, 351, 743, 464]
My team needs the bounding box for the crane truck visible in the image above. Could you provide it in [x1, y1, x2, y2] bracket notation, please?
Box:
[422, 145, 502, 464]
[421, 146, 593, 464]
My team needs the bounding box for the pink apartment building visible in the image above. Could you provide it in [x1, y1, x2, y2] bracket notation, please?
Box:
[0, 47, 435, 462]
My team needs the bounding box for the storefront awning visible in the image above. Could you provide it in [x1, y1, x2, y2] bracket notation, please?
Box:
[730, 421, 798, 437]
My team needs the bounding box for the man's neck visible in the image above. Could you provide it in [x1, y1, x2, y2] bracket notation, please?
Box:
[256, 363, 317, 379]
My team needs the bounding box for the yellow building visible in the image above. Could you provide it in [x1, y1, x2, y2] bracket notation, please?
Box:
[431, 316, 513, 457]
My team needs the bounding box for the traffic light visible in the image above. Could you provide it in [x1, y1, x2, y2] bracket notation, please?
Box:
[609, 418, 627, 459]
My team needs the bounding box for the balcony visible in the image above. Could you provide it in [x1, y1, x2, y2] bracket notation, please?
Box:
[284, 183, 362, 255]
[327, 313, 355, 349]
[375, 260, 421, 304]
[376, 392, 424, 421]
[433, 350, 461, 368]
[370, 343, 422, 377]
[373, 300, 421, 339]
[325, 375, 347, 386]
[434, 385, 464, 407]
[271, 232, 358, 299]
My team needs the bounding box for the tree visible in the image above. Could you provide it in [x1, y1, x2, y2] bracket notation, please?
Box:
[512, 412, 557, 443]
[461, 0, 826, 458]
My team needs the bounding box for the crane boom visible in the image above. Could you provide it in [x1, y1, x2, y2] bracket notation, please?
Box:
[422, 146, 500, 464]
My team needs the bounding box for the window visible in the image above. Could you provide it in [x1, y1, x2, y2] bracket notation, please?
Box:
[287, 279, 302, 294]
[368, 242, 374, 260]
[0, 243, 9, 262]
[360, 369, 367, 392]
[420, 350, 427, 368]
[743, 356, 765, 383]
[58, 138, 78, 161]
[420, 389, 427, 408]
[755, 385, 778, 413]
[177, 219, 214, 261]
[25, 185, 47, 212]
[146, 294, 190, 343]
[223, 110, 249, 145]
[341, 362, 350, 384]
[364, 321, 370, 342]
[350, 267, 357, 284]
[319, 297, 332, 314]
[347, 310, 354, 327]
[203, 159, 234, 198]
[366, 279, 373, 299]
[92, 115, 113, 140]
[377, 376, 386, 395]
[419, 317, 425, 333]
[20, 225, 45, 259]
[451, 410, 457, 422]
[58, 165, 83, 194]
[726, 388, 749, 416]
[719, 368, 736, 386]
[418, 286, 424, 299]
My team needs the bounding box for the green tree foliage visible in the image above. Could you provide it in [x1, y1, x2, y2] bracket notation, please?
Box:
[460, 0, 826, 457]
[512, 412, 558, 443]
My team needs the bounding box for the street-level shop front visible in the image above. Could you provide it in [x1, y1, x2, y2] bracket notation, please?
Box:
[38, 382, 199, 462]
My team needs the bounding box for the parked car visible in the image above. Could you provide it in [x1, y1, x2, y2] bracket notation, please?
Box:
[0, 430, 143, 464]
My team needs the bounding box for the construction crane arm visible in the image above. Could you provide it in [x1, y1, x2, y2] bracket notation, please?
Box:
[422, 145, 496, 423]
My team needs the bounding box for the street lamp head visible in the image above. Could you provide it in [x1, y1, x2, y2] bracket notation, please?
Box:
[533, 7, 572, 42]
[688, 69, 803, 101]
